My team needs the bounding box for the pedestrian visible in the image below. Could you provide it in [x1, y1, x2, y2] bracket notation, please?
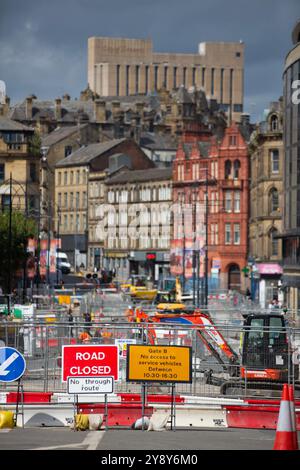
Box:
[68, 308, 74, 337]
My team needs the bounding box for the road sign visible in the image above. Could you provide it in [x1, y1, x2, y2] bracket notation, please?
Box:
[0, 347, 26, 382]
[126, 345, 192, 383]
[62, 345, 119, 382]
[67, 376, 114, 394]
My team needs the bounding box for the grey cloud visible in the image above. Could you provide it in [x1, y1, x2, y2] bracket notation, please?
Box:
[0, 0, 299, 121]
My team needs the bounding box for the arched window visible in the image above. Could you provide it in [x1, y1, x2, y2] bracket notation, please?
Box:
[233, 160, 240, 179]
[270, 114, 279, 132]
[269, 227, 279, 257]
[269, 188, 279, 213]
[225, 160, 232, 179]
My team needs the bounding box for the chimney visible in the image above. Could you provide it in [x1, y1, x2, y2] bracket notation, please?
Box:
[240, 113, 250, 127]
[94, 99, 106, 122]
[55, 98, 62, 121]
[25, 96, 33, 120]
[0, 96, 9, 117]
[111, 100, 121, 119]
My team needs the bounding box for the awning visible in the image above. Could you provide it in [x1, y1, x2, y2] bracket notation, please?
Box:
[256, 263, 283, 275]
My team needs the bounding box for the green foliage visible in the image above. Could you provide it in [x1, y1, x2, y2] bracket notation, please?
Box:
[0, 210, 38, 292]
[29, 131, 42, 157]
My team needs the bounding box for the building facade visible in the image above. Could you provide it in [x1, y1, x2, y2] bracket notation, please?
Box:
[0, 117, 39, 215]
[249, 100, 284, 307]
[172, 123, 250, 294]
[55, 138, 154, 270]
[282, 20, 300, 312]
[102, 168, 172, 281]
[88, 37, 244, 123]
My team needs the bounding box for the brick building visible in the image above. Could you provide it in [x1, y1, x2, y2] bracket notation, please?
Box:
[171, 122, 250, 294]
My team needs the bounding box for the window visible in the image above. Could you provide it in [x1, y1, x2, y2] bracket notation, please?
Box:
[116, 64, 120, 96]
[83, 191, 87, 209]
[225, 160, 232, 179]
[177, 164, 184, 181]
[270, 149, 279, 173]
[229, 135, 237, 147]
[63, 215, 68, 231]
[64, 193, 68, 208]
[211, 68, 215, 96]
[183, 67, 187, 87]
[211, 160, 218, 178]
[269, 188, 279, 213]
[202, 67, 205, 87]
[145, 66, 149, 94]
[270, 228, 279, 256]
[225, 191, 232, 212]
[30, 163, 37, 182]
[211, 223, 219, 245]
[233, 224, 240, 245]
[70, 171, 74, 185]
[270, 114, 279, 132]
[76, 170, 80, 185]
[154, 66, 159, 91]
[76, 214, 80, 231]
[70, 192, 74, 209]
[163, 67, 168, 88]
[58, 193, 62, 208]
[192, 67, 196, 86]
[192, 163, 199, 180]
[76, 192, 80, 209]
[64, 146, 72, 158]
[64, 171, 68, 185]
[0, 164, 5, 183]
[58, 172, 62, 186]
[234, 191, 240, 213]
[135, 65, 139, 94]
[233, 160, 240, 179]
[173, 67, 177, 88]
[225, 223, 231, 244]
[70, 214, 74, 231]
[126, 65, 130, 96]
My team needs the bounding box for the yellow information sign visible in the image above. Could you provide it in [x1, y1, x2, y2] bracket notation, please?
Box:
[58, 295, 71, 305]
[126, 345, 192, 383]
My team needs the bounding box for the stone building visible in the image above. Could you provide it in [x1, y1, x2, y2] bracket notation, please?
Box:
[88, 37, 244, 123]
[102, 167, 172, 281]
[281, 20, 300, 313]
[249, 100, 284, 307]
[40, 123, 100, 230]
[0, 117, 39, 214]
[55, 138, 154, 269]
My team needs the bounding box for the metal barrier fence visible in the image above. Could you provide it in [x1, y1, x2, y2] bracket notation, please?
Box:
[1, 319, 300, 399]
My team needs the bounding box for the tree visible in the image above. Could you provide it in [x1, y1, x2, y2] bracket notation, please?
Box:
[0, 210, 37, 293]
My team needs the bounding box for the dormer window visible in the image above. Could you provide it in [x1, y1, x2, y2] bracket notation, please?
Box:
[270, 114, 279, 132]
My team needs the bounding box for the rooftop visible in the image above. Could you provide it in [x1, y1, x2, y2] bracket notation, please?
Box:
[106, 167, 172, 185]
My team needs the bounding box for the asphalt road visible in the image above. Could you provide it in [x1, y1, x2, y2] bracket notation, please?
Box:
[0, 427, 279, 451]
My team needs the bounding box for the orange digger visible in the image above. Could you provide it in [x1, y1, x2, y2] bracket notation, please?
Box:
[126, 303, 300, 396]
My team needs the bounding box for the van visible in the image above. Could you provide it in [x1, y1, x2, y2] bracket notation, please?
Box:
[56, 252, 71, 274]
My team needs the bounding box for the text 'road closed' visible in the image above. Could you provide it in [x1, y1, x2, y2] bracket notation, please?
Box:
[62, 345, 119, 382]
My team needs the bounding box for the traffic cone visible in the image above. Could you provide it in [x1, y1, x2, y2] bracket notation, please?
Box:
[289, 385, 299, 450]
[273, 383, 296, 450]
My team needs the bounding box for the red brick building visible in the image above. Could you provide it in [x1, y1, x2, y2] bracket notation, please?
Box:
[171, 122, 249, 293]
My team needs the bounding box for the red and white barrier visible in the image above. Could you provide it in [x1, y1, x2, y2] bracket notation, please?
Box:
[0, 390, 299, 430]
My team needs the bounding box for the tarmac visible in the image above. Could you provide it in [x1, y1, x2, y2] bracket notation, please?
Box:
[0, 427, 278, 450]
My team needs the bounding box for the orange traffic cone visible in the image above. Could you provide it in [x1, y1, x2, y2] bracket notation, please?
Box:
[289, 385, 299, 450]
[273, 384, 297, 450]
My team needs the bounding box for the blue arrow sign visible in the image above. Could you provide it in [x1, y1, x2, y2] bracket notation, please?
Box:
[0, 347, 26, 382]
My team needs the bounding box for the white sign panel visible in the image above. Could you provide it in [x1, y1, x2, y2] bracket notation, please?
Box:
[67, 376, 114, 394]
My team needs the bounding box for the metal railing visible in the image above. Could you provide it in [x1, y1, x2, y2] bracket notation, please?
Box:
[1, 319, 299, 399]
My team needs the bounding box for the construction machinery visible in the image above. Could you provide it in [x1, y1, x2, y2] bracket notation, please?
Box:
[126, 303, 300, 396]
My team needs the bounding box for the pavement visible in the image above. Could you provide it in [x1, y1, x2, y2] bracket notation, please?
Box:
[0, 427, 279, 450]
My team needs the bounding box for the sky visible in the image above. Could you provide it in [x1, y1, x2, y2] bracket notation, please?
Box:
[0, 0, 299, 122]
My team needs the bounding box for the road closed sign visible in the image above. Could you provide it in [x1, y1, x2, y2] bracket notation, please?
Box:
[62, 345, 119, 382]
[126, 345, 192, 383]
